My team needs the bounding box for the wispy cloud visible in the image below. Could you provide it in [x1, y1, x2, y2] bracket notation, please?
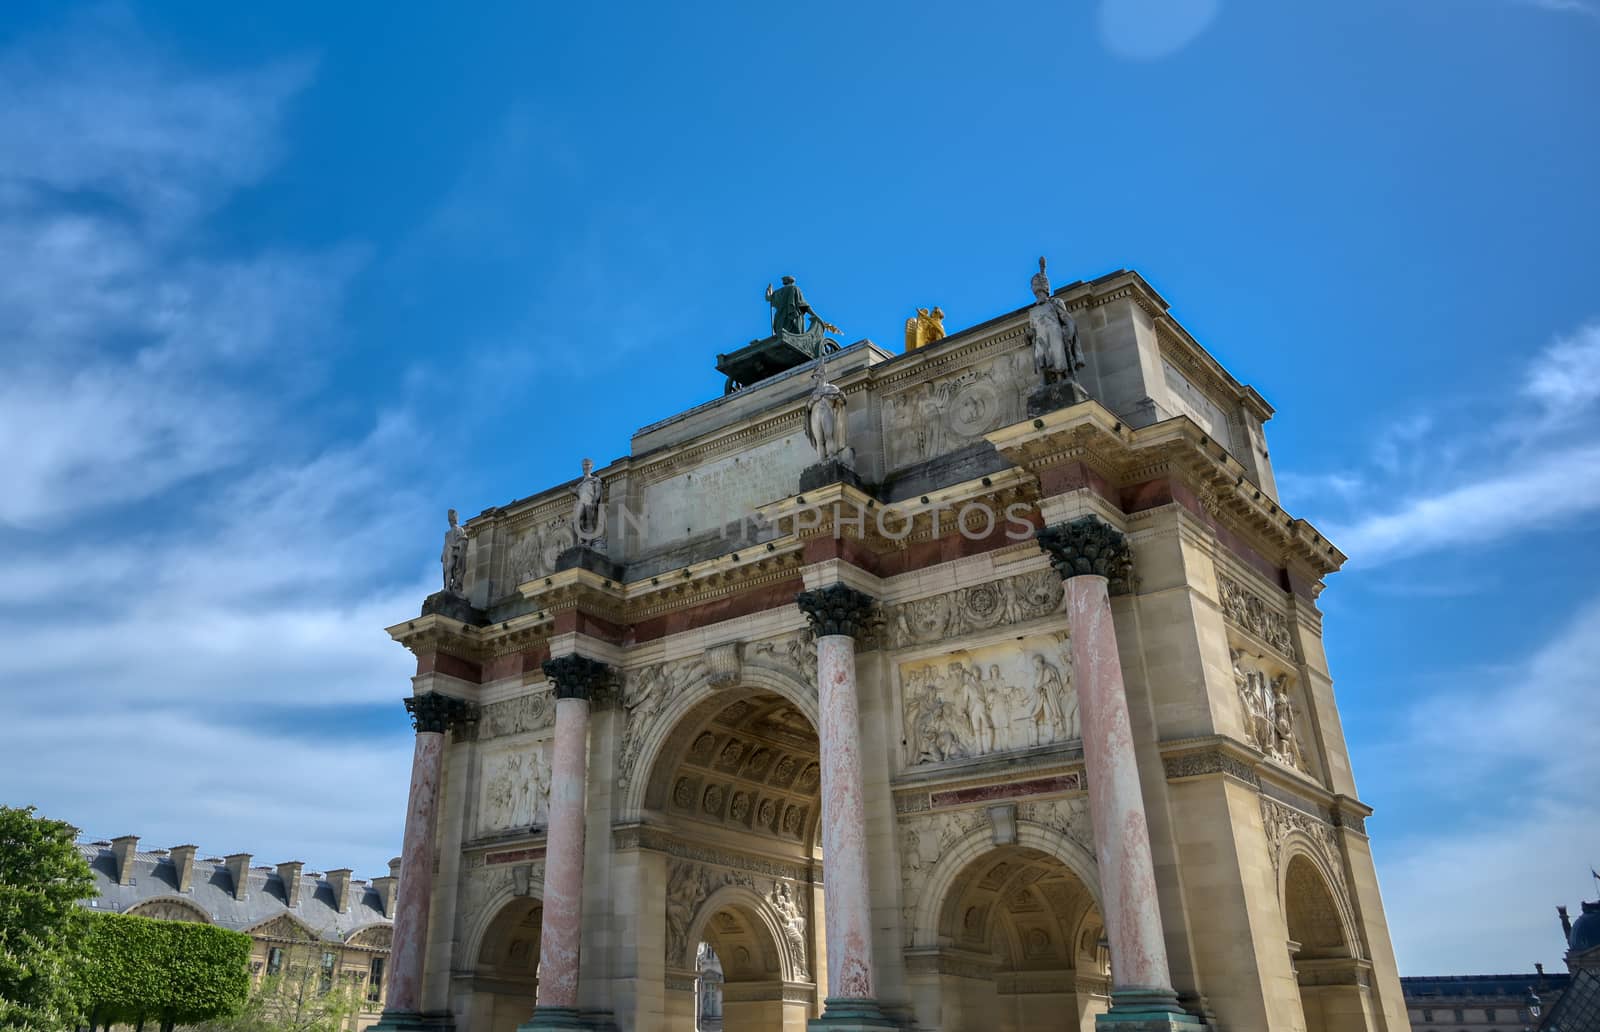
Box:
[1285, 319, 1600, 566]
[1514, 0, 1600, 20]
[1376, 596, 1600, 972]
[0, 12, 422, 877]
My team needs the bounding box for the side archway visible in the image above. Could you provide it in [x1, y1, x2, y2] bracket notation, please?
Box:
[1281, 852, 1371, 1032]
[460, 895, 544, 1032]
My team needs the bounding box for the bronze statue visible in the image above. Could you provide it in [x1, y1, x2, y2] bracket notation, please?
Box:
[765, 275, 838, 337]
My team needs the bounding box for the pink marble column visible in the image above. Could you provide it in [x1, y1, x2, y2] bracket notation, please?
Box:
[796, 584, 895, 1029]
[381, 692, 466, 1025]
[1039, 517, 1193, 1022]
[526, 654, 608, 1032]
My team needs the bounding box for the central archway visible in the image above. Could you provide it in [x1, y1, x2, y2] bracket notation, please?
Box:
[912, 843, 1109, 1032]
[647, 688, 823, 1031]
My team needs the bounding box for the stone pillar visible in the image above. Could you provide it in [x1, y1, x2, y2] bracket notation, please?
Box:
[375, 691, 470, 1032]
[1036, 517, 1203, 1030]
[795, 584, 896, 1031]
[522, 654, 610, 1032]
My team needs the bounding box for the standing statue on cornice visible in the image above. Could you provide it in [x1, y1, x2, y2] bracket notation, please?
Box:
[1025, 256, 1086, 386]
[804, 356, 850, 465]
[573, 458, 604, 546]
[440, 508, 467, 596]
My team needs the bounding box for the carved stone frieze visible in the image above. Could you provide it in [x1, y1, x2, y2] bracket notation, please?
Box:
[1162, 748, 1260, 787]
[478, 690, 554, 740]
[884, 568, 1065, 650]
[897, 807, 988, 945]
[617, 655, 710, 792]
[1260, 797, 1349, 914]
[1218, 572, 1296, 657]
[504, 516, 578, 589]
[1015, 796, 1094, 856]
[747, 629, 817, 688]
[901, 634, 1076, 767]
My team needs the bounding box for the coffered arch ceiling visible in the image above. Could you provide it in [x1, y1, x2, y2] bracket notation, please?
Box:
[938, 845, 1104, 974]
[645, 688, 821, 851]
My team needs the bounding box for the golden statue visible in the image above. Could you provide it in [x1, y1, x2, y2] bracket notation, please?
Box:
[904, 306, 946, 351]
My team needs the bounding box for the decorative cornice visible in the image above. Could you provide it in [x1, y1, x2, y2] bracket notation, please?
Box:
[404, 691, 474, 735]
[541, 655, 612, 701]
[1036, 516, 1135, 595]
[1161, 743, 1260, 787]
[795, 583, 876, 639]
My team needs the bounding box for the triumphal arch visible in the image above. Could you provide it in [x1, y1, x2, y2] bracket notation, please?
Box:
[373, 263, 1410, 1032]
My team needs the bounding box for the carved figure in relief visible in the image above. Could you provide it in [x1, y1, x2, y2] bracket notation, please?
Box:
[984, 665, 1014, 752]
[440, 509, 468, 596]
[959, 664, 996, 754]
[1232, 648, 1304, 770]
[573, 458, 604, 545]
[1024, 257, 1085, 387]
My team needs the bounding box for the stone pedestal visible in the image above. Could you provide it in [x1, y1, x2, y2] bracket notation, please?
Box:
[1027, 377, 1091, 417]
[1037, 519, 1205, 1030]
[795, 584, 899, 1032]
[522, 656, 612, 1032]
[374, 693, 469, 1032]
[798, 451, 862, 493]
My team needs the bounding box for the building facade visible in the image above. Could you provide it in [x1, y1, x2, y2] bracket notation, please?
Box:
[375, 266, 1410, 1032]
[79, 836, 397, 1029]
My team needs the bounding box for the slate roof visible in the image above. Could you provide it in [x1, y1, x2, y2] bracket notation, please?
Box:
[1402, 973, 1572, 999]
[79, 842, 391, 944]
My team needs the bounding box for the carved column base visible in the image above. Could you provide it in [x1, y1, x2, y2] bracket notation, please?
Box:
[517, 1006, 587, 1031]
[371, 1009, 455, 1032]
[808, 997, 900, 1031]
[1027, 378, 1091, 417]
[1094, 987, 1208, 1029]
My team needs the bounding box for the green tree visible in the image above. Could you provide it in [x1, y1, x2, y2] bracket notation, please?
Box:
[193, 943, 363, 1032]
[0, 805, 96, 1031]
[78, 912, 251, 1031]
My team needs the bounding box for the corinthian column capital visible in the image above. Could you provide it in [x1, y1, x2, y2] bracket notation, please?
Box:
[795, 583, 876, 639]
[541, 654, 612, 701]
[403, 691, 472, 734]
[1036, 515, 1135, 595]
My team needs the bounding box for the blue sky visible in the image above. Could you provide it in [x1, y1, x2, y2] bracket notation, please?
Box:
[1, 0, 1595, 975]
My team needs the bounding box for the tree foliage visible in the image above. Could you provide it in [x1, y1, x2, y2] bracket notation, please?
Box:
[78, 912, 251, 1030]
[192, 942, 364, 1032]
[0, 805, 96, 1031]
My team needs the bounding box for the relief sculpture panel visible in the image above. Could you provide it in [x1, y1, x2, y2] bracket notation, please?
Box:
[478, 741, 554, 834]
[901, 634, 1076, 767]
[1231, 648, 1306, 772]
[885, 569, 1064, 650]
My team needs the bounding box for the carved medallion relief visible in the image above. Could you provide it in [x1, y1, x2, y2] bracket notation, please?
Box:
[880, 348, 1034, 470]
[884, 570, 1064, 651]
[900, 634, 1076, 767]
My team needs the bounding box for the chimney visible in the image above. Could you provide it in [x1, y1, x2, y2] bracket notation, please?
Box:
[1536, 962, 1546, 977]
[372, 868, 397, 919]
[1560, 904, 1573, 940]
[111, 835, 139, 886]
[169, 845, 198, 893]
[327, 868, 353, 913]
[224, 853, 252, 901]
[277, 861, 305, 908]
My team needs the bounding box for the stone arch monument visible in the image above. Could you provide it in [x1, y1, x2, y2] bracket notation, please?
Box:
[375, 266, 1409, 1032]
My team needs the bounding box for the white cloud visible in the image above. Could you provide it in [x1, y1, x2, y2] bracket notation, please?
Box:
[1514, 0, 1600, 19]
[1326, 443, 1600, 564]
[1097, 0, 1221, 60]
[1374, 597, 1600, 971]
[0, 13, 426, 879]
[1286, 318, 1600, 567]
